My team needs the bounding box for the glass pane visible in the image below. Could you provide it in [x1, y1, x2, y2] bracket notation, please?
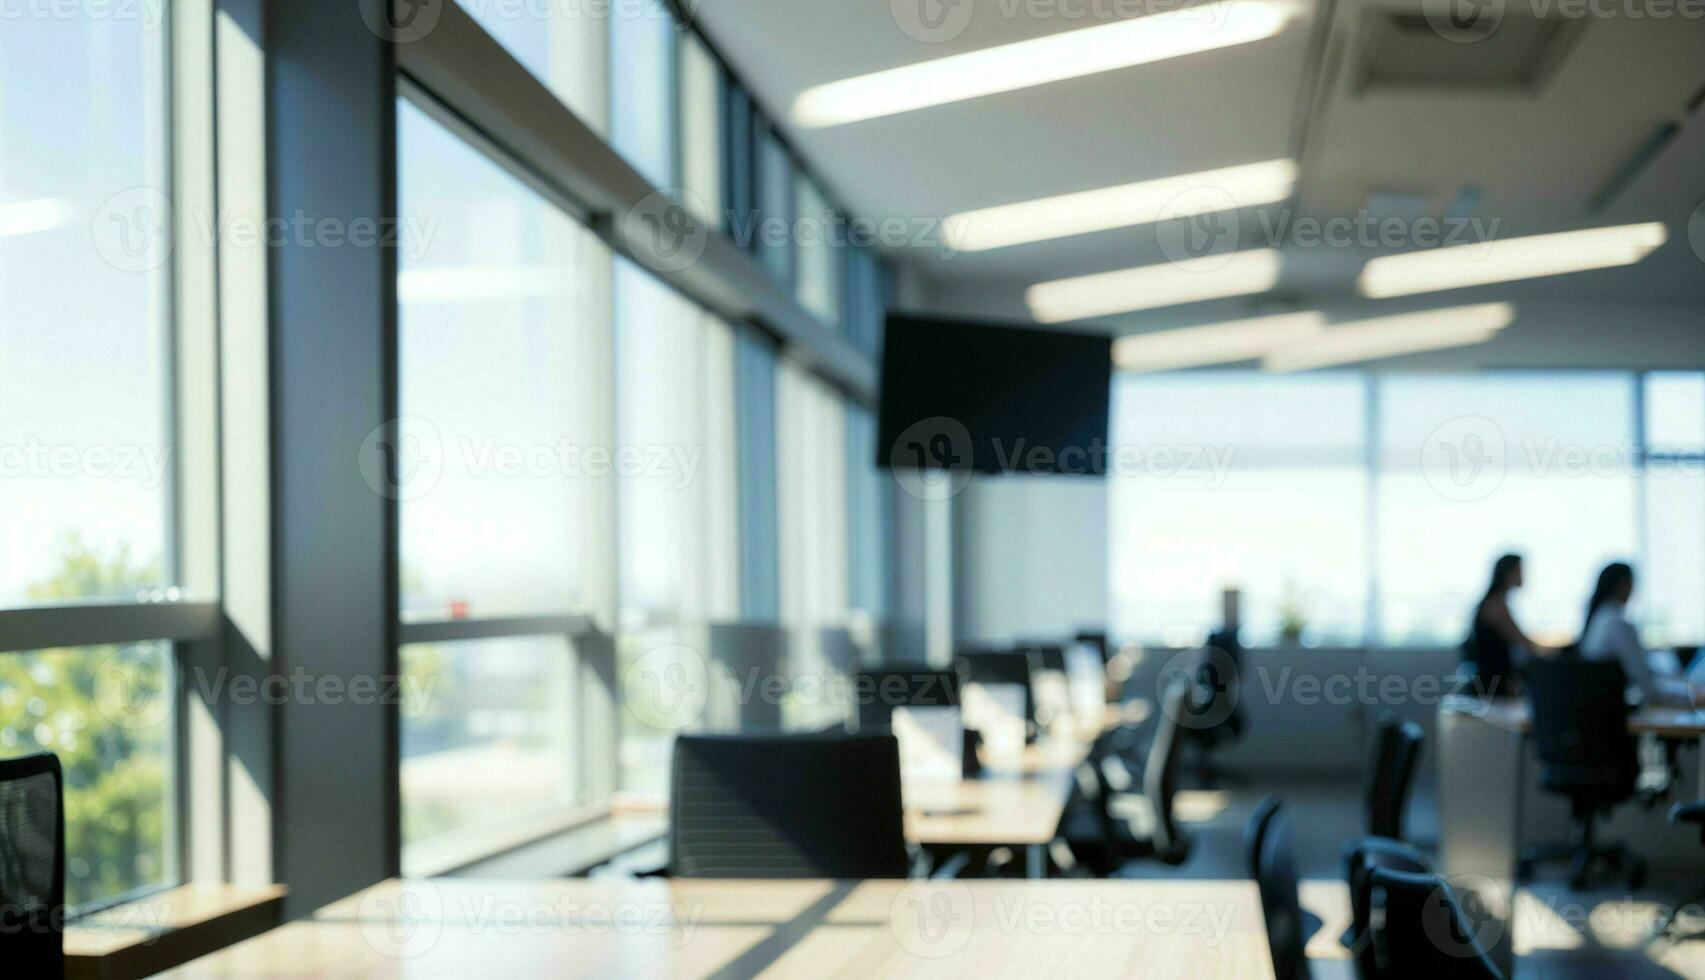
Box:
[1645, 372, 1705, 453]
[755, 128, 794, 286]
[609, 7, 676, 188]
[736, 329, 781, 622]
[1375, 374, 1638, 646]
[847, 405, 891, 620]
[398, 99, 611, 620]
[677, 32, 722, 225]
[1109, 374, 1368, 646]
[0, 12, 170, 606]
[1642, 469, 1705, 648]
[457, 0, 610, 134]
[0, 641, 175, 909]
[400, 636, 581, 872]
[777, 364, 849, 631]
[614, 260, 740, 628]
[795, 177, 839, 325]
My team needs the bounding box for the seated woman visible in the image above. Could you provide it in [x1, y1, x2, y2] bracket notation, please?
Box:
[1580, 562, 1698, 709]
[1466, 553, 1548, 697]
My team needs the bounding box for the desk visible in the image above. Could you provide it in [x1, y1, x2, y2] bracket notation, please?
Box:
[1437, 696, 1705, 974]
[64, 883, 285, 980]
[156, 877, 1274, 979]
[905, 731, 1097, 877]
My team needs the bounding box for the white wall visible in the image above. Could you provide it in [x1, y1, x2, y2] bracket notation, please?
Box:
[952, 474, 1108, 647]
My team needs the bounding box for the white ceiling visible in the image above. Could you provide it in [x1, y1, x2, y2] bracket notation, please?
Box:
[695, 0, 1705, 366]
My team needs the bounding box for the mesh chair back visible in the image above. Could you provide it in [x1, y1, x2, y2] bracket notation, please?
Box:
[670, 733, 909, 878]
[0, 753, 65, 979]
[1366, 716, 1424, 840]
[1248, 797, 1308, 980]
[1524, 657, 1637, 797]
[1145, 680, 1192, 863]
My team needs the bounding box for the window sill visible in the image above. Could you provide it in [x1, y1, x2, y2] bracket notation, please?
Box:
[445, 811, 668, 879]
[65, 883, 287, 980]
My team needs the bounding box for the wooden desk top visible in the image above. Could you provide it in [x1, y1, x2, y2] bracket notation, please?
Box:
[902, 732, 1095, 848]
[65, 883, 286, 980]
[1442, 695, 1705, 739]
[159, 877, 1274, 979]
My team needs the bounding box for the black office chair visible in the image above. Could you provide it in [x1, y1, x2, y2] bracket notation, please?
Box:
[669, 733, 910, 878]
[1058, 681, 1194, 873]
[1183, 633, 1245, 782]
[1517, 656, 1646, 890]
[955, 649, 1039, 742]
[852, 666, 962, 733]
[1339, 837, 1431, 978]
[1366, 867, 1504, 979]
[0, 753, 65, 980]
[1247, 797, 1313, 980]
[1365, 715, 1423, 842]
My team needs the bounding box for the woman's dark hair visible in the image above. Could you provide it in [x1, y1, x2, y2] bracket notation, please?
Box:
[1585, 562, 1635, 633]
[1482, 554, 1523, 604]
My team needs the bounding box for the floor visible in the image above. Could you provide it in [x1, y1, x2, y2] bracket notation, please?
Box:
[1115, 763, 1705, 979]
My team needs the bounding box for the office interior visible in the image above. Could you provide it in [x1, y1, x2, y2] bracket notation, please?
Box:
[4, 0, 1705, 977]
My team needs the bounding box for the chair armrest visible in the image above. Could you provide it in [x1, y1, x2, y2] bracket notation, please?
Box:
[1669, 801, 1705, 825]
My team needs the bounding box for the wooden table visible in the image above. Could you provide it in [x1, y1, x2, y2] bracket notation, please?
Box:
[1458, 695, 1705, 739]
[64, 883, 286, 980]
[155, 877, 1274, 979]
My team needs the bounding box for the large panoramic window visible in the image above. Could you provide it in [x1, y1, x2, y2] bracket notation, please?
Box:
[1109, 371, 1701, 650]
[0, 11, 179, 909]
[1110, 374, 1369, 647]
[397, 98, 611, 870]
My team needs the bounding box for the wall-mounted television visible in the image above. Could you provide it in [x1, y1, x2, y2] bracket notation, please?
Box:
[877, 313, 1112, 477]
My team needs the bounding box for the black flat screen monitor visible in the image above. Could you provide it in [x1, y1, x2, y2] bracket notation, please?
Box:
[878, 313, 1111, 476]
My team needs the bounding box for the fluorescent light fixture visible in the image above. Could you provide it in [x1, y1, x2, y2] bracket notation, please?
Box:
[944, 159, 1297, 252]
[791, 1, 1297, 128]
[1263, 303, 1516, 372]
[0, 198, 65, 238]
[1026, 249, 1283, 323]
[1358, 223, 1667, 299]
[1113, 312, 1325, 372]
